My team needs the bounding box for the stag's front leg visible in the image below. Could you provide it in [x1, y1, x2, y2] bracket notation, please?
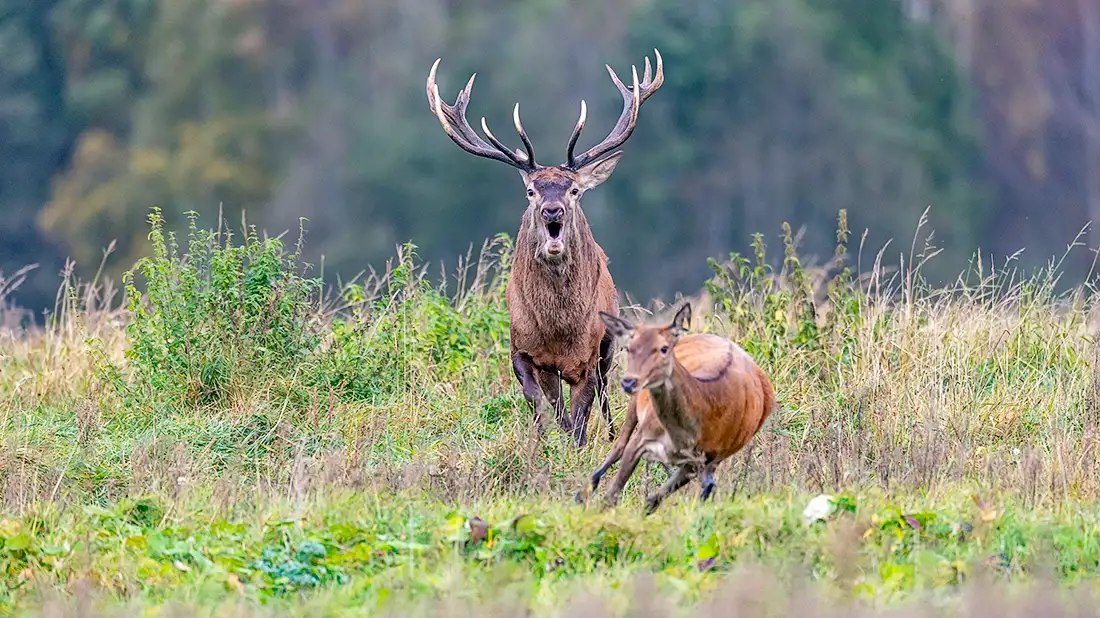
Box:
[568, 370, 600, 447]
[512, 352, 549, 434]
[535, 369, 569, 433]
[597, 333, 616, 442]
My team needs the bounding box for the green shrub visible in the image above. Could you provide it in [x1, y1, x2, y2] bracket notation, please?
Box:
[120, 209, 324, 409]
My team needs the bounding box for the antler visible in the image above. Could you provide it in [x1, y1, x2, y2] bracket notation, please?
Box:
[566, 49, 664, 170]
[426, 58, 539, 172]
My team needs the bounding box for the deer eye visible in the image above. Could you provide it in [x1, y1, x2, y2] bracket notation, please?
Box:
[570, 187, 579, 196]
[527, 189, 535, 198]
[660, 345, 669, 355]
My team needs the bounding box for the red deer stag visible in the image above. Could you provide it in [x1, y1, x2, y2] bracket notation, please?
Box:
[576, 303, 776, 513]
[425, 51, 664, 447]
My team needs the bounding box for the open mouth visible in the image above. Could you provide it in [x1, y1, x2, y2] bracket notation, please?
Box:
[547, 222, 562, 239]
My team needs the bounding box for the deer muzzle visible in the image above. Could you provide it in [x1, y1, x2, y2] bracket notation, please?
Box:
[541, 205, 564, 224]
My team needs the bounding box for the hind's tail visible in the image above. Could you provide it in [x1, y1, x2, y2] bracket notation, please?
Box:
[754, 365, 777, 433]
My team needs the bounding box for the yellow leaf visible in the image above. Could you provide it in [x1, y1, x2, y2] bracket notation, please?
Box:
[0, 519, 22, 538]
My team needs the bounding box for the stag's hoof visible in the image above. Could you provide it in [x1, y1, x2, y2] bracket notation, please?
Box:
[573, 489, 587, 504]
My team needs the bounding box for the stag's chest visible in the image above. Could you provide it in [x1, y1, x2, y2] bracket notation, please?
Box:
[512, 268, 592, 323]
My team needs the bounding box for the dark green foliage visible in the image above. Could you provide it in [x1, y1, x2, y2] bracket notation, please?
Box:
[621, 0, 987, 293]
[3, 0, 1005, 315]
[247, 541, 348, 595]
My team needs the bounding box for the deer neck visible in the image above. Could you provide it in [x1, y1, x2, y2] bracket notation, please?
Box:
[509, 210, 602, 339]
[647, 359, 702, 449]
[515, 209, 599, 289]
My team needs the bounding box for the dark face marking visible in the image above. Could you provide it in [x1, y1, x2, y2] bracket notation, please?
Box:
[532, 176, 574, 203]
[524, 168, 583, 259]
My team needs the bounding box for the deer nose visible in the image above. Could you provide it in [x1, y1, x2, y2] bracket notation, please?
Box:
[621, 377, 638, 394]
[541, 206, 564, 223]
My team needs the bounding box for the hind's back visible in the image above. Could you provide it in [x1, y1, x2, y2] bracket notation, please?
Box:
[675, 333, 773, 461]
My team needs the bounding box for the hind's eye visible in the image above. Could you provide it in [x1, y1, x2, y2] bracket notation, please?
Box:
[527, 189, 535, 197]
[660, 345, 669, 355]
[571, 187, 579, 196]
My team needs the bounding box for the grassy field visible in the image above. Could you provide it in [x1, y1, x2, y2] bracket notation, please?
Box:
[2, 209, 1100, 616]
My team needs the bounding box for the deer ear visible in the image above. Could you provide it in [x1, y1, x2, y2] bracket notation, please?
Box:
[599, 311, 634, 338]
[518, 169, 531, 186]
[669, 303, 692, 337]
[577, 151, 623, 191]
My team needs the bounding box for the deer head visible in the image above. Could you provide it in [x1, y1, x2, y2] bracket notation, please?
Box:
[600, 303, 691, 395]
[426, 51, 664, 262]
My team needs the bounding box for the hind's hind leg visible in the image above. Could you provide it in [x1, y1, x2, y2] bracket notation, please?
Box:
[699, 463, 717, 502]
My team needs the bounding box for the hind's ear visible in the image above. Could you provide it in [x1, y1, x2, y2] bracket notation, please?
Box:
[599, 311, 634, 338]
[669, 303, 692, 337]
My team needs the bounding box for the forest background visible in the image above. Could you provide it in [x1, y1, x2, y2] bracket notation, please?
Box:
[3, 0, 1099, 311]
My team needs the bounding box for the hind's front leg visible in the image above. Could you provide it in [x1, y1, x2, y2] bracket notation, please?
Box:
[643, 465, 694, 515]
[576, 397, 638, 504]
[602, 437, 646, 508]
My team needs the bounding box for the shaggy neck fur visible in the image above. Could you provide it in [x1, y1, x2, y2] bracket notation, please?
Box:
[511, 202, 602, 339]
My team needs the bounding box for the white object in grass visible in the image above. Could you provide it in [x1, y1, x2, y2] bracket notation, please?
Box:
[802, 494, 835, 525]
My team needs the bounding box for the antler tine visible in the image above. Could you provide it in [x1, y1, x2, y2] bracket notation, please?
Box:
[565, 100, 588, 169]
[642, 48, 664, 104]
[630, 64, 641, 124]
[566, 48, 665, 170]
[513, 103, 537, 165]
[426, 58, 538, 171]
[479, 115, 533, 167]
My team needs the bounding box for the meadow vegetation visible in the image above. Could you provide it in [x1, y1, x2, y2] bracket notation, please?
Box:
[1, 209, 1100, 616]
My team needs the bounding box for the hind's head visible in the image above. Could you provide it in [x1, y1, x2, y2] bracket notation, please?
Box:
[599, 303, 691, 395]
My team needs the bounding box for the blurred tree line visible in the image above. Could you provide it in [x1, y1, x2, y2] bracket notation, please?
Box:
[0, 0, 1096, 314]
